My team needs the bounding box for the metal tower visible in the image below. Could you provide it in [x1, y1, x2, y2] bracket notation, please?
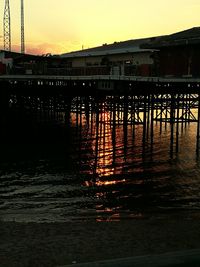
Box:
[21, 0, 25, 53]
[3, 0, 11, 51]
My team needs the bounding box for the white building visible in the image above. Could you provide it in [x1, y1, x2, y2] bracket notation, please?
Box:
[61, 37, 158, 76]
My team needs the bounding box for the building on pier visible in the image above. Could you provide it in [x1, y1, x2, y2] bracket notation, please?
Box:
[61, 27, 200, 78]
[1, 27, 200, 77]
[143, 27, 200, 77]
[0, 50, 69, 75]
[61, 38, 157, 76]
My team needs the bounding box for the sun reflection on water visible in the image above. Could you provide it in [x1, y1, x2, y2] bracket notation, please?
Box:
[69, 97, 200, 221]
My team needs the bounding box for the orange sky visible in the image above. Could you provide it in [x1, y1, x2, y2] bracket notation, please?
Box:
[0, 0, 200, 55]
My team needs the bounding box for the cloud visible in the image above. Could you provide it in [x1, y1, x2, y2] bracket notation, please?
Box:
[25, 41, 81, 55]
[7, 44, 21, 53]
[0, 41, 82, 55]
[26, 43, 61, 55]
[5, 42, 65, 55]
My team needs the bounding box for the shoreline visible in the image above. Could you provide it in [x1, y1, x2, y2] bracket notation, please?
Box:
[1, 212, 200, 267]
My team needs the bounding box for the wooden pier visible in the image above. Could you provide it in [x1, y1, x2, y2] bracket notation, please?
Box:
[0, 75, 200, 95]
[1, 74, 200, 156]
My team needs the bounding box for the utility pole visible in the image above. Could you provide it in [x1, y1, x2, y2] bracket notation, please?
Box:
[3, 0, 11, 51]
[21, 0, 25, 53]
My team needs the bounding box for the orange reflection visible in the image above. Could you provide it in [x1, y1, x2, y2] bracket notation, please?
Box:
[94, 111, 114, 177]
[84, 179, 126, 187]
[95, 179, 126, 186]
[96, 212, 144, 222]
[71, 102, 146, 180]
[96, 214, 121, 222]
[71, 112, 88, 127]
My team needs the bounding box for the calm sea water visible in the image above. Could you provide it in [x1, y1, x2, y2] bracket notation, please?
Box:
[0, 101, 200, 222]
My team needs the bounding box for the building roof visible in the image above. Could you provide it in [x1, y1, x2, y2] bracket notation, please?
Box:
[61, 37, 157, 58]
[61, 27, 200, 58]
[143, 27, 200, 48]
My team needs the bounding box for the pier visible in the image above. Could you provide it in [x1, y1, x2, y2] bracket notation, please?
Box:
[0, 74, 200, 158]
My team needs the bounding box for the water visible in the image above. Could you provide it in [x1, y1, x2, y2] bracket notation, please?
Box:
[1, 97, 200, 222]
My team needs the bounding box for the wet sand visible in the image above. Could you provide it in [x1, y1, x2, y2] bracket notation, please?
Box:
[1, 213, 200, 267]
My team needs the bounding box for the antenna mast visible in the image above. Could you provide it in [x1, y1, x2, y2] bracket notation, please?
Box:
[21, 0, 25, 53]
[3, 0, 11, 51]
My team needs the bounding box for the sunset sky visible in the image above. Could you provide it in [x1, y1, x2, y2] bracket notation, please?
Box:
[0, 0, 200, 55]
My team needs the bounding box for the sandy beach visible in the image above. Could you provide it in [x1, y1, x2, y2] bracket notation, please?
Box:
[1, 212, 200, 267]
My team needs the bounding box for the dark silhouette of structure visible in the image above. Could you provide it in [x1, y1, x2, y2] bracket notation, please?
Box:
[3, 0, 11, 51]
[21, 0, 25, 54]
